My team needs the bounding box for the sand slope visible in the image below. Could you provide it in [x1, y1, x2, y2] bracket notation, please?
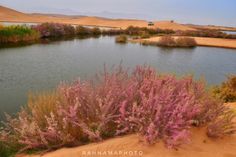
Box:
[186, 24, 236, 31]
[0, 5, 195, 30]
[20, 128, 236, 157]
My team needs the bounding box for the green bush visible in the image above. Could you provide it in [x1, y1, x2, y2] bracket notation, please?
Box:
[0, 25, 40, 43]
[0, 142, 17, 157]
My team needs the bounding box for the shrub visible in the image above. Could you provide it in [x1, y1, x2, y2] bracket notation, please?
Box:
[75, 26, 91, 36]
[90, 27, 101, 35]
[140, 32, 151, 39]
[0, 141, 18, 157]
[207, 109, 236, 138]
[140, 40, 158, 46]
[212, 75, 236, 102]
[75, 26, 101, 36]
[157, 36, 176, 47]
[156, 36, 197, 48]
[115, 35, 127, 43]
[102, 29, 125, 35]
[175, 29, 236, 39]
[125, 26, 175, 36]
[0, 66, 235, 152]
[32, 23, 75, 38]
[125, 26, 143, 35]
[175, 37, 197, 47]
[0, 25, 40, 44]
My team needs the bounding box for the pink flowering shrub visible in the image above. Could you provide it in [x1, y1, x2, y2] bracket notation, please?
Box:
[0, 66, 235, 152]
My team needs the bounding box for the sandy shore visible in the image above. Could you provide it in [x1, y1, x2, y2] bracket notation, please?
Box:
[20, 129, 236, 157]
[135, 36, 236, 49]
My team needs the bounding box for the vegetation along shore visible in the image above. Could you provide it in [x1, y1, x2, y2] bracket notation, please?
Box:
[0, 66, 235, 157]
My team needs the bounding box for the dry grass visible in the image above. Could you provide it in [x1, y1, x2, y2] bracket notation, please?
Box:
[175, 37, 197, 47]
[115, 35, 127, 43]
[156, 36, 197, 47]
[157, 36, 176, 47]
[212, 75, 236, 102]
[27, 92, 60, 127]
[0, 24, 3, 30]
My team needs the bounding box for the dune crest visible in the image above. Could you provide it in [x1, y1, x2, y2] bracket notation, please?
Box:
[0, 5, 194, 30]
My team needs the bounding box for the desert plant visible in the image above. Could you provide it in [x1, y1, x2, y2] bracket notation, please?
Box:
[157, 36, 176, 47]
[140, 32, 151, 39]
[0, 24, 3, 30]
[102, 29, 125, 35]
[207, 109, 236, 138]
[175, 37, 197, 47]
[140, 40, 158, 46]
[90, 27, 101, 35]
[115, 35, 127, 43]
[124, 26, 175, 36]
[212, 75, 236, 102]
[0, 66, 235, 152]
[0, 25, 40, 44]
[155, 36, 197, 48]
[175, 29, 236, 39]
[32, 23, 75, 38]
[75, 26, 91, 36]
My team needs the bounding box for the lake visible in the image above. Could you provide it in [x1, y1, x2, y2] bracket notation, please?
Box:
[222, 31, 236, 35]
[0, 36, 236, 119]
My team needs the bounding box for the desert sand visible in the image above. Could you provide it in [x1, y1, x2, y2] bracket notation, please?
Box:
[20, 127, 236, 157]
[186, 24, 236, 32]
[135, 36, 236, 49]
[0, 5, 195, 30]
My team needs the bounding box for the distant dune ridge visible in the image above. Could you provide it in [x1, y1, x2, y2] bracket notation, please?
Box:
[0, 5, 195, 30]
[1, 5, 236, 31]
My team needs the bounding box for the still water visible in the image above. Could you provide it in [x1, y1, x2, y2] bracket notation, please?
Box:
[222, 31, 236, 35]
[0, 36, 236, 119]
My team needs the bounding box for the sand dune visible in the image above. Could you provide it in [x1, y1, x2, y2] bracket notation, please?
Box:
[20, 128, 236, 157]
[154, 21, 196, 31]
[137, 36, 236, 49]
[186, 24, 236, 31]
[0, 5, 195, 30]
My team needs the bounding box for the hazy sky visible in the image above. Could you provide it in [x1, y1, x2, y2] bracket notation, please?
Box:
[1, 0, 236, 26]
